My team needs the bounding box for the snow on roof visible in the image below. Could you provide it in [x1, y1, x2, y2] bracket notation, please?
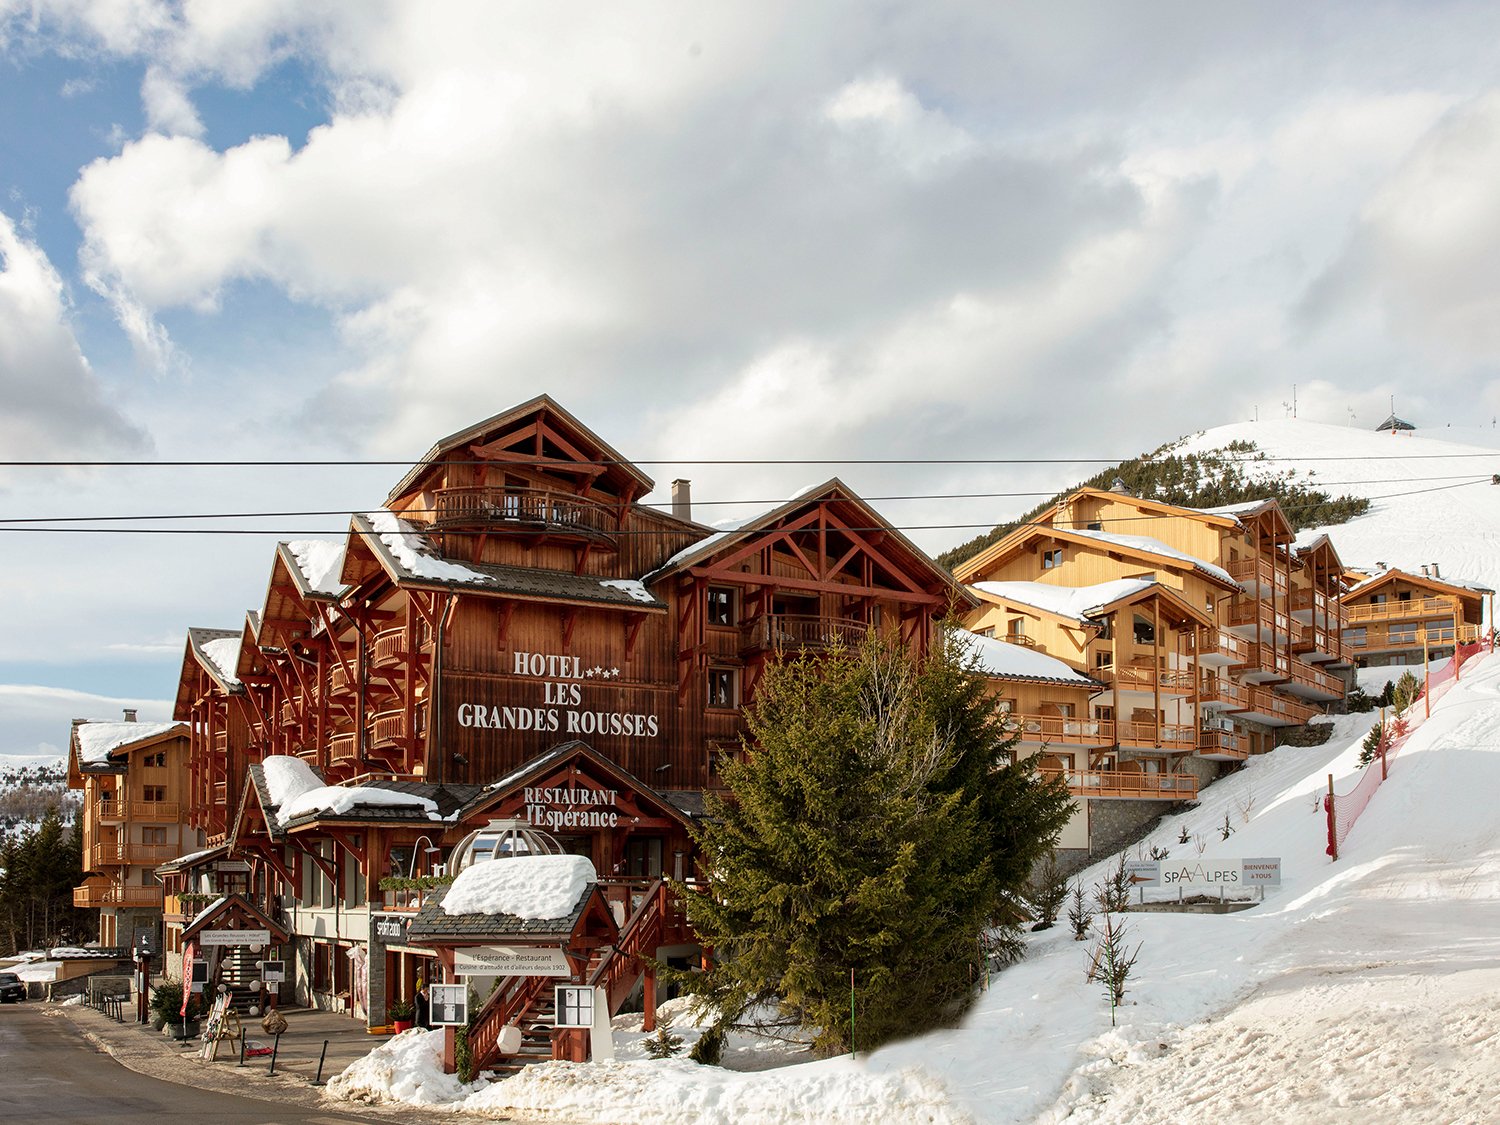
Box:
[598, 578, 655, 603]
[260, 755, 324, 811]
[161, 845, 224, 870]
[76, 720, 182, 764]
[367, 509, 494, 584]
[960, 630, 1102, 686]
[1063, 528, 1238, 587]
[442, 853, 596, 920]
[972, 578, 1160, 624]
[288, 539, 347, 596]
[1345, 569, 1494, 597]
[199, 636, 242, 686]
[280, 783, 441, 827]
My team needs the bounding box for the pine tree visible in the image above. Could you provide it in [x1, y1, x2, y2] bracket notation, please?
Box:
[1026, 851, 1069, 929]
[672, 624, 1073, 1056]
[1357, 723, 1384, 768]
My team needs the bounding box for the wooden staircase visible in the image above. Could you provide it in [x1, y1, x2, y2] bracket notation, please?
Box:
[468, 880, 670, 1076]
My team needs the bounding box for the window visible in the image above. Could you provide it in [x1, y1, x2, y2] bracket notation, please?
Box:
[146, 752, 166, 767]
[1133, 615, 1155, 645]
[1007, 618, 1026, 638]
[141, 868, 160, 886]
[1095, 706, 1114, 722]
[313, 943, 331, 992]
[143, 826, 166, 844]
[707, 668, 738, 708]
[624, 836, 664, 877]
[1095, 650, 1113, 669]
[996, 698, 1016, 714]
[1349, 628, 1367, 647]
[1086, 522, 1102, 531]
[1370, 593, 1387, 605]
[1043, 548, 1063, 569]
[706, 587, 735, 626]
[143, 785, 166, 803]
[1397, 591, 1411, 602]
[1041, 701, 1074, 718]
[976, 627, 994, 638]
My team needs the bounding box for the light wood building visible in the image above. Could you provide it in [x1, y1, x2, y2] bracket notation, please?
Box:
[1341, 566, 1493, 668]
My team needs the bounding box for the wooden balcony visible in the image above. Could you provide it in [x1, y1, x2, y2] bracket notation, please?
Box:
[76, 881, 164, 908]
[1228, 556, 1288, 597]
[96, 798, 123, 822]
[371, 709, 409, 747]
[431, 485, 620, 545]
[130, 800, 180, 821]
[73, 879, 110, 908]
[1226, 599, 1291, 639]
[213, 781, 227, 804]
[1099, 665, 1196, 697]
[1231, 641, 1290, 681]
[1038, 767, 1198, 800]
[329, 730, 359, 763]
[279, 699, 299, 729]
[1188, 627, 1248, 666]
[1197, 728, 1250, 760]
[1345, 596, 1457, 624]
[1281, 658, 1344, 701]
[741, 615, 869, 654]
[90, 842, 178, 867]
[212, 731, 228, 753]
[329, 662, 354, 697]
[1233, 686, 1319, 727]
[1198, 676, 1248, 710]
[1003, 715, 1195, 751]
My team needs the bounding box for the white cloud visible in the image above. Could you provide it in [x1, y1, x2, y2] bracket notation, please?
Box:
[140, 63, 203, 135]
[0, 209, 148, 459]
[0, 683, 174, 759]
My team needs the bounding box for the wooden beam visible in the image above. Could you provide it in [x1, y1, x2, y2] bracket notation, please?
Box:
[684, 566, 947, 605]
[496, 599, 516, 648]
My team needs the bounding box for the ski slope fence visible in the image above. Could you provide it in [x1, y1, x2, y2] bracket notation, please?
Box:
[1325, 641, 1487, 860]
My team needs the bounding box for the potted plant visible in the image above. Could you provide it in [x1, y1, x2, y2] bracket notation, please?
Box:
[161, 989, 206, 1039]
[390, 999, 415, 1033]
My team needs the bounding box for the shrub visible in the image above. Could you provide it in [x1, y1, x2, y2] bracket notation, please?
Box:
[1026, 851, 1069, 930]
[643, 1016, 685, 1059]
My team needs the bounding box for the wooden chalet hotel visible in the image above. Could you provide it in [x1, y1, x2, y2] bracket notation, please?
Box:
[156, 395, 993, 1055]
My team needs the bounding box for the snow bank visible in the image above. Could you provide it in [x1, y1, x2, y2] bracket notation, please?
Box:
[287, 539, 347, 595]
[260, 755, 323, 811]
[199, 636, 241, 685]
[463, 1057, 969, 1125]
[75, 720, 181, 764]
[328, 1028, 482, 1105]
[442, 853, 596, 919]
[279, 784, 439, 826]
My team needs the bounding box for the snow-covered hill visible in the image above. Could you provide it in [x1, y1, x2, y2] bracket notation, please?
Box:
[1176, 420, 1500, 594]
[329, 650, 1500, 1125]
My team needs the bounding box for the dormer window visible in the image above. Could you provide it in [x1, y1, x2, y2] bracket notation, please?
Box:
[1043, 549, 1063, 569]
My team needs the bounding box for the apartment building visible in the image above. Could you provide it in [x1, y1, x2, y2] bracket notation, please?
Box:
[1342, 566, 1493, 668]
[953, 486, 1353, 865]
[67, 714, 197, 949]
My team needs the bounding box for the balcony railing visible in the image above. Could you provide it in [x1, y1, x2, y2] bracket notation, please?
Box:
[97, 798, 123, 822]
[1199, 677, 1248, 709]
[1188, 627, 1248, 664]
[1002, 715, 1195, 751]
[330, 662, 354, 696]
[1038, 767, 1198, 800]
[73, 880, 109, 908]
[373, 625, 413, 668]
[1228, 556, 1288, 594]
[1197, 728, 1249, 759]
[431, 485, 620, 542]
[280, 700, 299, 729]
[1238, 686, 1318, 725]
[741, 615, 870, 653]
[74, 884, 165, 907]
[1345, 596, 1457, 623]
[1232, 641, 1290, 678]
[1099, 665, 1196, 696]
[371, 709, 409, 747]
[330, 731, 359, 763]
[130, 800, 180, 821]
[1290, 588, 1332, 616]
[1227, 600, 1291, 636]
[90, 842, 179, 867]
[1285, 658, 1344, 698]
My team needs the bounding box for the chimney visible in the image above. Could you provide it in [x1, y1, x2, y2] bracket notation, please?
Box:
[671, 479, 691, 522]
[1432, 563, 1441, 579]
[123, 708, 137, 722]
[1421, 565, 1430, 577]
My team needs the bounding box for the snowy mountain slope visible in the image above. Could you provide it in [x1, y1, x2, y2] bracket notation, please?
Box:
[1175, 420, 1500, 594]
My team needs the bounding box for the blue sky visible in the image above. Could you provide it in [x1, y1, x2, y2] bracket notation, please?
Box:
[5, 1, 1500, 758]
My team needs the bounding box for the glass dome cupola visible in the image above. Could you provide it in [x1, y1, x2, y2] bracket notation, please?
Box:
[450, 818, 564, 874]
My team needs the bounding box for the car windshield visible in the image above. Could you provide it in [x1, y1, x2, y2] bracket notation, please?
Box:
[0, 973, 18, 984]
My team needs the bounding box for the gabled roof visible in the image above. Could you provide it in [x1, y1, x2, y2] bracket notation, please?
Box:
[1344, 568, 1494, 602]
[182, 892, 290, 945]
[173, 627, 243, 720]
[387, 394, 654, 505]
[339, 511, 669, 611]
[1376, 413, 1416, 432]
[457, 739, 697, 830]
[973, 578, 1212, 630]
[960, 630, 1106, 689]
[1060, 487, 1243, 530]
[955, 522, 1239, 591]
[247, 759, 483, 838]
[641, 478, 975, 610]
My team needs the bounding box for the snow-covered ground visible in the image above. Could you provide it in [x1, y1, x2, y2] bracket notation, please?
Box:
[330, 647, 1500, 1124]
[1176, 420, 1500, 594]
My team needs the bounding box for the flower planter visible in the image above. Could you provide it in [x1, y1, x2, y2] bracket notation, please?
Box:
[392, 1019, 414, 1033]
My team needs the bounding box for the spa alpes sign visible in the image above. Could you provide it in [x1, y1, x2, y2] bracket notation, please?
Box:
[453, 650, 662, 739]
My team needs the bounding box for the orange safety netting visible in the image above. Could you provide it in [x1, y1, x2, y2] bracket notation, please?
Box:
[1325, 641, 1487, 859]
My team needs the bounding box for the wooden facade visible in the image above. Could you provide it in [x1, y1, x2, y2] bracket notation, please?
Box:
[1341, 567, 1493, 667]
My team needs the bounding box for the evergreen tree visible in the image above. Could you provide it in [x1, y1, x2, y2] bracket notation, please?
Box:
[0, 805, 93, 955]
[674, 624, 1072, 1056]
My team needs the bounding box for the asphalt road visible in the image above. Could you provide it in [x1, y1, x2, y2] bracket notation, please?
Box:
[0, 1002, 404, 1125]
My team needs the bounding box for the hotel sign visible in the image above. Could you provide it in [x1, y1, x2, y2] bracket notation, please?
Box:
[453, 945, 572, 976]
[453, 650, 661, 739]
[197, 928, 271, 946]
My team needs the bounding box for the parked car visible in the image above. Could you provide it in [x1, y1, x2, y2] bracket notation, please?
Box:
[0, 972, 25, 1003]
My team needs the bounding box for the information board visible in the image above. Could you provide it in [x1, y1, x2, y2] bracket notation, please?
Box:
[430, 983, 468, 1026]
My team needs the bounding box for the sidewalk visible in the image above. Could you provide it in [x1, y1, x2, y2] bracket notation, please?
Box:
[51, 1000, 515, 1122]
